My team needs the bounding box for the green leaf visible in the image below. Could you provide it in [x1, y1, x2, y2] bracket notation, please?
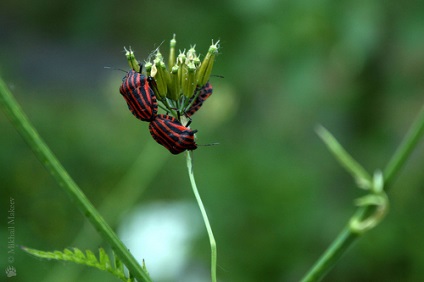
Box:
[64, 248, 73, 256]
[22, 246, 138, 282]
[114, 251, 125, 273]
[316, 125, 372, 189]
[74, 248, 86, 263]
[86, 249, 99, 265]
[54, 250, 65, 259]
[99, 248, 112, 270]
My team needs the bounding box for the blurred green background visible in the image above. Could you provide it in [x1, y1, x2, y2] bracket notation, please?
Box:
[1, 0, 424, 281]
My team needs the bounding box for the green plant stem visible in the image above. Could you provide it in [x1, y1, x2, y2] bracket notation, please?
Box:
[301, 227, 360, 282]
[186, 151, 217, 282]
[0, 77, 151, 282]
[301, 103, 424, 282]
[383, 104, 424, 188]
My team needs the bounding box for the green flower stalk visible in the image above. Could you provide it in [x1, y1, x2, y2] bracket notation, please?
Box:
[152, 58, 168, 99]
[178, 53, 188, 96]
[183, 62, 197, 99]
[169, 65, 180, 101]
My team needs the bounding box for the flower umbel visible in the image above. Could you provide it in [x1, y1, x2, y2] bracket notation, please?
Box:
[124, 35, 219, 122]
[121, 35, 219, 155]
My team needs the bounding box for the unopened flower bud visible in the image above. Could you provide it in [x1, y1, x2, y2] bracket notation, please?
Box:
[169, 34, 177, 69]
[144, 62, 153, 77]
[193, 55, 201, 68]
[196, 40, 219, 86]
[183, 62, 197, 98]
[177, 52, 187, 90]
[124, 47, 141, 73]
[187, 46, 196, 61]
[177, 52, 186, 65]
[168, 65, 180, 101]
[151, 63, 167, 99]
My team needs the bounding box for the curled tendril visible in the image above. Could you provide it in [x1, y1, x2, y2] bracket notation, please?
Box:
[349, 192, 389, 234]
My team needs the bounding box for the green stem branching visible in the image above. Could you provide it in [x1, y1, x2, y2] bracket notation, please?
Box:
[301, 104, 424, 282]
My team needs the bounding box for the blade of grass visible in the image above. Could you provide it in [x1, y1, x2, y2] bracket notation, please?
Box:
[0, 76, 151, 282]
[43, 140, 168, 282]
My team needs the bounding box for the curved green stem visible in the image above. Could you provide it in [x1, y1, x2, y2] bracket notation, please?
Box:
[0, 77, 151, 282]
[186, 151, 217, 282]
[301, 103, 424, 282]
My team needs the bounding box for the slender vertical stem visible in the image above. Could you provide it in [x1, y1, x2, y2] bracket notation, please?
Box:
[0, 77, 151, 282]
[186, 151, 217, 282]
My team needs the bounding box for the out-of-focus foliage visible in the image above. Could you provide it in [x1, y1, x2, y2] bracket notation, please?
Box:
[1, 0, 424, 281]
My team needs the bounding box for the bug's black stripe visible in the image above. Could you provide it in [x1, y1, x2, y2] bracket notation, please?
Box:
[165, 121, 196, 145]
[186, 82, 213, 116]
[186, 103, 203, 116]
[149, 115, 197, 154]
[131, 87, 152, 116]
[199, 83, 213, 97]
[163, 117, 185, 135]
[128, 74, 148, 111]
[120, 71, 157, 121]
[150, 119, 177, 145]
[126, 89, 152, 120]
[147, 91, 158, 118]
[177, 134, 197, 149]
[129, 70, 141, 88]
[149, 123, 181, 154]
[162, 117, 197, 150]
[153, 116, 181, 144]
[150, 116, 180, 145]
[149, 120, 183, 154]
[160, 116, 195, 144]
[121, 71, 146, 118]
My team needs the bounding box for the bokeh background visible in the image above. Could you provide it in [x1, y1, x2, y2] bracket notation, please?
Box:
[1, 0, 424, 281]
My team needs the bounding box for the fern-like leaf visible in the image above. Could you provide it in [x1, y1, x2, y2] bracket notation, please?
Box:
[22, 246, 136, 282]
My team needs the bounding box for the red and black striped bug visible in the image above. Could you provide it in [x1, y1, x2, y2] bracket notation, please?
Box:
[185, 82, 213, 117]
[119, 70, 158, 122]
[149, 114, 198, 154]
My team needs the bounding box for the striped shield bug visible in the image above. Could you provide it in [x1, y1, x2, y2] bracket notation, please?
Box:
[119, 70, 158, 122]
[149, 114, 198, 154]
[185, 82, 213, 117]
